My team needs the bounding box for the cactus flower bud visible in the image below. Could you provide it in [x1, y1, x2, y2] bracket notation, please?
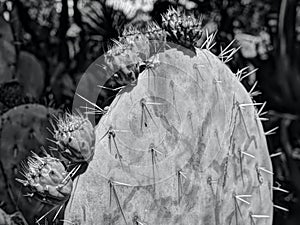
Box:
[17, 153, 72, 204]
[53, 113, 95, 163]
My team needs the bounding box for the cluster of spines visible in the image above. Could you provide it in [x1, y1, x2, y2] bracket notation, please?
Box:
[122, 22, 166, 42]
[54, 112, 87, 133]
[49, 112, 95, 164]
[161, 7, 204, 49]
[16, 152, 73, 204]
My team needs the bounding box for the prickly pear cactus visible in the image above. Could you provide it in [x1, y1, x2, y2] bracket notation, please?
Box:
[0, 104, 58, 224]
[64, 38, 273, 224]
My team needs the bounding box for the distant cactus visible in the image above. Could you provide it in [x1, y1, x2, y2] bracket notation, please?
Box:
[0, 81, 35, 115]
[63, 13, 274, 225]
[16, 51, 45, 99]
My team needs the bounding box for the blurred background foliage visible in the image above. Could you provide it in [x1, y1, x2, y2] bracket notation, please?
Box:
[0, 0, 300, 224]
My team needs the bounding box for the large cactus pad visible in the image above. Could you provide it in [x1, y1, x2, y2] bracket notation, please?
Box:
[64, 47, 273, 225]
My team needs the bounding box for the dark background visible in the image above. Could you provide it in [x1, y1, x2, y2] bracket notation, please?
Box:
[0, 0, 300, 224]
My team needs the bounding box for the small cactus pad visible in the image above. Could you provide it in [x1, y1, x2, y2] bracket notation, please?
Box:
[17, 152, 73, 204]
[53, 113, 95, 164]
[64, 46, 273, 224]
[0, 104, 56, 223]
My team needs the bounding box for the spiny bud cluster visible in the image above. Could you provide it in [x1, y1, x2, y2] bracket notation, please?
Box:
[122, 22, 166, 42]
[16, 152, 73, 204]
[161, 7, 204, 49]
[53, 113, 95, 163]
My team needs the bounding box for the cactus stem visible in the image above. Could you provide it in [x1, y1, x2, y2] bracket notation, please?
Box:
[270, 152, 283, 158]
[241, 151, 256, 159]
[76, 93, 105, 113]
[108, 180, 128, 225]
[239, 68, 258, 81]
[264, 126, 279, 136]
[258, 167, 274, 175]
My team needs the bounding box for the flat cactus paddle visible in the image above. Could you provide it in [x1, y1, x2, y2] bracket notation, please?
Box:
[63, 40, 273, 225]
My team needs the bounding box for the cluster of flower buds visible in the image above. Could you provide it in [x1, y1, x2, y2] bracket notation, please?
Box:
[53, 112, 95, 164]
[16, 153, 73, 204]
[161, 7, 204, 49]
